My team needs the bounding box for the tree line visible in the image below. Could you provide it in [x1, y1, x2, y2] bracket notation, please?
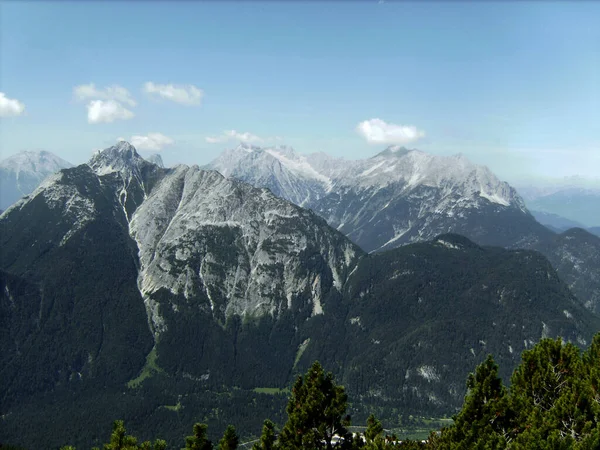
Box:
[55, 333, 600, 449]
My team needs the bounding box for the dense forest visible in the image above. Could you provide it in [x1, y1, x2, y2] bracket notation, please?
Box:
[4, 333, 597, 450]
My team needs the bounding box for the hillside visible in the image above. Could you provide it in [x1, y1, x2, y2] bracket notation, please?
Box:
[1, 144, 598, 448]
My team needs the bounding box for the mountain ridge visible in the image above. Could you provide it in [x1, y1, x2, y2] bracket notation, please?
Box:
[206, 143, 600, 313]
[0, 150, 73, 210]
[2, 142, 599, 448]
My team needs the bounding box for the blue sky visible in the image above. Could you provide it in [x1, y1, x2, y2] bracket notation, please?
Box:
[1, 1, 598, 183]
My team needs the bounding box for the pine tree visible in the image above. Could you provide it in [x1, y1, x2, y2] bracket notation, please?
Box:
[509, 338, 593, 444]
[185, 423, 213, 450]
[251, 419, 277, 450]
[218, 425, 239, 450]
[363, 414, 385, 450]
[434, 355, 510, 449]
[103, 420, 140, 450]
[278, 361, 352, 450]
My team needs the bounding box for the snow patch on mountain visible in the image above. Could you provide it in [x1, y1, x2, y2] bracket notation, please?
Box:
[207, 144, 529, 253]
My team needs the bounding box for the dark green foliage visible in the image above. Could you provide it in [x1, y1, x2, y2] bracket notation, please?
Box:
[533, 228, 600, 314]
[103, 420, 139, 450]
[185, 423, 213, 450]
[362, 414, 386, 449]
[251, 420, 277, 450]
[279, 361, 353, 450]
[434, 356, 510, 449]
[217, 425, 238, 450]
[4, 234, 600, 448]
[336, 234, 600, 420]
[58, 420, 167, 450]
[435, 335, 600, 448]
[364, 414, 384, 443]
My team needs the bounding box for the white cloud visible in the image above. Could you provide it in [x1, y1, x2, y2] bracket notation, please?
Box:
[356, 118, 425, 145]
[87, 100, 134, 124]
[0, 92, 26, 117]
[205, 130, 266, 144]
[118, 133, 175, 151]
[73, 83, 136, 107]
[143, 82, 203, 105]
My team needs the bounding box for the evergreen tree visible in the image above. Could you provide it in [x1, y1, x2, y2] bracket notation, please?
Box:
[434, 334, 600, 448]
[278, 361, 352, 450]
[363, 414, 385, 450]
[509, 338, 595, 445]
[251, 419, 277, 450]
[434, 355, 510, 449]
[185, 423, 213, 450]
[103, 420, 140, 450]
[218, 425, 239, 450]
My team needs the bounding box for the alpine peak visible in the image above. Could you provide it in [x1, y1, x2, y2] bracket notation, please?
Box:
[234, 142, 263, 153]
[373, 145, 419, 159]
[87, 141, 147, 176]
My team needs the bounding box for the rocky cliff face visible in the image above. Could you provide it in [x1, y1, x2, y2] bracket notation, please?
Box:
[128, 162, 360, 336]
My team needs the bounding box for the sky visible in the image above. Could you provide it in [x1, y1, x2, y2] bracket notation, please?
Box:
[1, 1, 599, 185]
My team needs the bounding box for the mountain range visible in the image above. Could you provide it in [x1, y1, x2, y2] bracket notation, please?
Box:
[208, 144, 552, 252]
[516, 182, 600, 229]
[0, 150, 73, 211]
[2, 142, 599, 448]
[207, 144, 600, 313]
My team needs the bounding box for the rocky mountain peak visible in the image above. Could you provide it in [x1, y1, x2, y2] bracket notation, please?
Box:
[374, 145, 415, 158]
[146, 153, 164, 168]
[87, 141, 147, 177]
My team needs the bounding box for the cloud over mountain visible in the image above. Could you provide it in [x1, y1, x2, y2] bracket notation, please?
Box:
[73, 84, 136, 124]
[356, 118, 425, 145]
[87, 100, 134, 124]
[117, 133, 175, 151]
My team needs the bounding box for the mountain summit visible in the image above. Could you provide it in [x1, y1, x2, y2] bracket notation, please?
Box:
[88, 141, 147, 176]
[207, 145, 546, 252]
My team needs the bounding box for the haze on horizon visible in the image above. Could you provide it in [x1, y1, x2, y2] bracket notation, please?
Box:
[0, 1, 598, 186]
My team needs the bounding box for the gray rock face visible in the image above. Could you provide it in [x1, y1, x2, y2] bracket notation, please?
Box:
[4, 142, 361, 340]
[128, 164, 360, 336]
[207, 144, 550, 252]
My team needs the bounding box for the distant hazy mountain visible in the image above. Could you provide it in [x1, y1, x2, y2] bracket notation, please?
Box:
[208, 144, 552, 252]
[0, 150, 73, 210]
[528, 189, 600, 228]
[3, 142, 597, 448]
[530, 210, 586, 232]
[533, 228, 600, 314]
[516, 182, 600, 228]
